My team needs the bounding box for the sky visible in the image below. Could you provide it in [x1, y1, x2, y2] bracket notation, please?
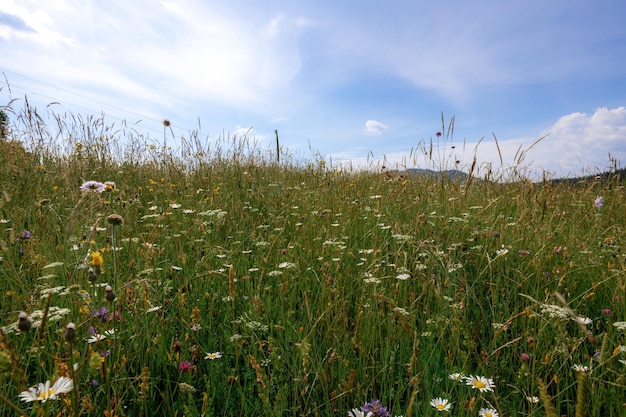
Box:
[1, 0, 626, 178]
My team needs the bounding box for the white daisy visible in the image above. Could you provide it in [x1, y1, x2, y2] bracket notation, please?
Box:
[465, 375, 496, 392]
[430, 397, 452, 412]
[479, 408, 499, 417]
[205, 352, 222, 360]
[19, 377, 73, 402]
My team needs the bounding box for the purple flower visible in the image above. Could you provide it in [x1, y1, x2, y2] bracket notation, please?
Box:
[361, 399, 390, 417]
[92, 306, 109, 323]
[80, 181, 105, 194]
[602, 308, 612, 315]
[521, 352, 531, 362]
[20, 230, 32, 240]
[594, 196, 604, 208]
[179, 361, 192, 372]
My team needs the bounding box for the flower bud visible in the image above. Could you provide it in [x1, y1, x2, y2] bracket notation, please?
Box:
[88, 267, 98, 283]
[105, 285, 116, 302]
[65, 322, 77, 343]
[17, 311, 32, 332]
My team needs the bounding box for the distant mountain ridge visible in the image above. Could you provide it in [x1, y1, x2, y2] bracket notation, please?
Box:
[392, 168, 468, 181]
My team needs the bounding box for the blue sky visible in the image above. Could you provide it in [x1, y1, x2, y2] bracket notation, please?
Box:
[1, 1, 626, 178]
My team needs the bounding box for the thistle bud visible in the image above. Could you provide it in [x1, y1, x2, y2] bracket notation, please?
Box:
[105, 285, 116, 302]
[88, 267, 98, 283]
[65, 322, 77, 343]
[17, 311, 32, 332]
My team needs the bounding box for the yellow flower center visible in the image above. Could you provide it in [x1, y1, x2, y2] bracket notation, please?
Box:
[38, 389, 55, 400]
[436, 404, 446, 410]
[485, 413, 493, 417]
[474, 380, 486, 389]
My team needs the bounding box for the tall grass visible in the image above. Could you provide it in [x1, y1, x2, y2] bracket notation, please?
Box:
[0, 101, 625, 416]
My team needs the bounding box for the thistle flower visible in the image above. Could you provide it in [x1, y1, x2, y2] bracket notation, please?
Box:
[18, 376, 73, 402]
[360, 399, 389, 417]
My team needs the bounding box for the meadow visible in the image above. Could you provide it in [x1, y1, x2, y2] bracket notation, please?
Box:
[0, 103, 625, 417]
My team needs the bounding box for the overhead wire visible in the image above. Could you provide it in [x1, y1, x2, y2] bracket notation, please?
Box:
[0, 67, 193, 139]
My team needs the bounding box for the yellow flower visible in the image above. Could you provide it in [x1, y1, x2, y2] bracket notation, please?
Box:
[91, 251, 103, 275]
[91, 251, 103, 267]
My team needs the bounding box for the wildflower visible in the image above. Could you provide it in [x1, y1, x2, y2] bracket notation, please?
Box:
[602, 308, 612, 315]
[478, 408, 499, 417]
[179, 361, 193, 372]
[92, 306, 109, 322]
[395, 273, 411, 280]
[361, 399, 390, 417]
[526, 396, 540, 403]
[80, 181, 105, 194]
[465, 375, 495, 392]
[449, 372, 465, 381]
[87, 333, 106, 344]
[430, 397, 452, 412]
[348, 409, 373, 417]
[613, 321, 626, 331]
[540, 303, 569, 319]
[572, 364, 589, 373]
[90, 251, 103, 275]
[17, 311, 31, 332]
[594, 196, 604, 208]
[573, 316, 592, 325]
[521, 352, 531, 362]
[19, 376, 73, 402]
[104, 181, 116, 191]
[495, 248, 508, 256]
[205, 352, 222, 360]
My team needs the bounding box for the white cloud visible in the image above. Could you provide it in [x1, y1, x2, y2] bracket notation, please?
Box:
[364, 120, 388, 135]
[1, 1, 315, 114]
[466, 107, 626, 178]
[332, 107, 626, 180]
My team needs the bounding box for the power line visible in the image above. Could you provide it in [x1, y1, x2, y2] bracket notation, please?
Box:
[0, 67, 193, 138]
